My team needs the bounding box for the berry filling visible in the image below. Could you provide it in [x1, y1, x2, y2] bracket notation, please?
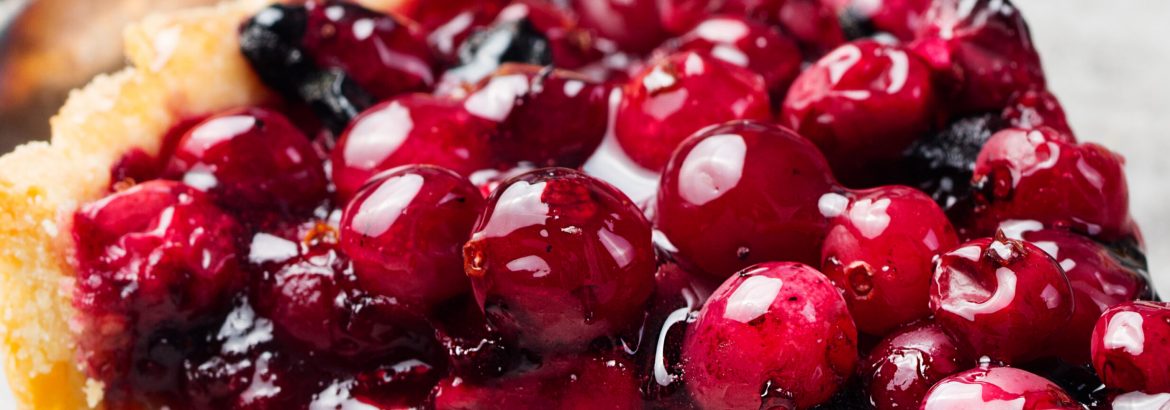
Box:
[65, 0, 1159, 408]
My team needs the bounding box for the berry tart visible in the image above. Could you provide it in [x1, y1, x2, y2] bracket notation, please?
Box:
[0, 0, 1164, 409]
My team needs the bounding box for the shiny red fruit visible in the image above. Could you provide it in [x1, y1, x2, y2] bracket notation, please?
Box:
[723, 0, 846, 55]
[339, 165, 484, 310]
[782, 40, 937, 184]
[1002, 88, 1076, 139]
[999, 221, 1152, 364]
[465, 64, 609, 167]
[682, 262, 858, 409]
[821, 185, 959, 335]
[331, 94, 499, 200]
[862, 321, 971, 410]
[571, 0, 669, 54]
[166, 107, 327, 212]
[929, 234, 1074, 364]
[463, 168, 656, 352]
[970, 127, 1132, 240]
[655, 121, 838, 280]
[615, 51, 771, 171]
[303, 0, 438, 99]
[73, 180, 244, 382]
[920, 365, 1082, 410]
[910, 0, 1046, 114]
[842, 0, 931, 41]
[1091, 301, 1170, 394]
[662, 15, 803, 99]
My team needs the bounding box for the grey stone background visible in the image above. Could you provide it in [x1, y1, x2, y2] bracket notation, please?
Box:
[0, 1, 1167, 408]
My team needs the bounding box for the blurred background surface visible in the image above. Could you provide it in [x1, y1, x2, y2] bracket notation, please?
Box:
[0, 0, 1167, 408]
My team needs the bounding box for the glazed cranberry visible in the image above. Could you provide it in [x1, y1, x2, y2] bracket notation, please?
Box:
[781, 40, 937, 184]
[655, 121, 838, 280]
[901, 114, 1006, 210]
[73, 181, 245, 386]
[463, 168, 656, 352]
[839, 0, 931, 41]
[1091, 301, 1170, 394]
[389, 0, 508, 58]
[656, 0, 717, 34]
[302, 0, 437, 100]
[910, 0, 1045, 114]
[571, 0, 669, 54]
[166, 107, 327, 212]
[1002, 88, 1076, 138]
[862, 321, 971, 410]
[470, 163, 538, 198]
[616, 51, 771, 171]
[820, 185, 959, 335]
[661, 16, 803, 99]
[999, 222, 1152, 364]
[339, 165, 483, 310]
[720, 0, 847, 55]
[682, 262, 858, 409]
[920, 365, 1082, 409]
[252, 241, 435, 361]
[930, 234, 1074, 364]
[432, 354, 642, 409]
[331, 94, 499, 200]
[970, 127, 1132, 240]
[464, 64, 609, 167]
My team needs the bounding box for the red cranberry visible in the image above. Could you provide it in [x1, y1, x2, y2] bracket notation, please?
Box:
[470, 163, 539, 199]
[920, 365, 1082, 409]
[999, 222, 1152, 364]
[656, 0, 718, 34]
[781, 40, 937, 184]
[252, 241, 435, 361]
[465, 64, 609, 167]
[655, 121, 838, 280]
[388, 0, 508, 59]
[722, 0, 847, 55]
[821, 185, 959, 335]
[1091, 301, 1170, 394]
[339, 165, 484, 311]
[432, 354, 642, 409]
[616, 51, 771, 171]
[571, 0, 669, 54]
[682, 262, 858, 409]
[1002, 88, 1076, 138]
[661, 15, 803, 99]
[930, 234, 1074, 364]
[463, 168, 656, 352]
[970, 127, 1132, 240]
[73, 181, 244, 383]
[331, 94, 499, 200]
[910, 0, 1045, 114]
[166, 107, 327, 213]
[302, 0, 438, 100]
[862, 321, 971, 410]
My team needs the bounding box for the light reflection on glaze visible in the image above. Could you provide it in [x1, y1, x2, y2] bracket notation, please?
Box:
[349, 173, 424, 237]
[478, 180, 549, 238]
[677, 134, 747, 206]
[847, 197, 892, 239]
[818, 192, 849, 218]
[722, 275, 784, 324]
[1113, 391, 1170, 410]
[342, 101, 413, 168]
[506, 255, 552, 278]
[1104, 311, 1146, 356]
[598, 227, 635, 268]
[943, 267, 1018, 321]
[464, 74, 529, 121]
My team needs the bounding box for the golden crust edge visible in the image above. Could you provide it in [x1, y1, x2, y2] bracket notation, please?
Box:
[0, 0, 275, 408]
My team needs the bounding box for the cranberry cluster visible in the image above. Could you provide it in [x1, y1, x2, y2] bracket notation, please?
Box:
[71, 0, 1164, 408]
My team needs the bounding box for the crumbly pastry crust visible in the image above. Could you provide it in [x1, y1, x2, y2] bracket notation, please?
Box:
[0, 0, 275, 408]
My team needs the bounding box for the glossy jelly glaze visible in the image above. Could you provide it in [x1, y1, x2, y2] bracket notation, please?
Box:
[64, 0, 1161, 407]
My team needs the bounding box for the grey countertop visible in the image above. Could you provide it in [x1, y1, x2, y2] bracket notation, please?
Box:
[0, 1, 1168, 408]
